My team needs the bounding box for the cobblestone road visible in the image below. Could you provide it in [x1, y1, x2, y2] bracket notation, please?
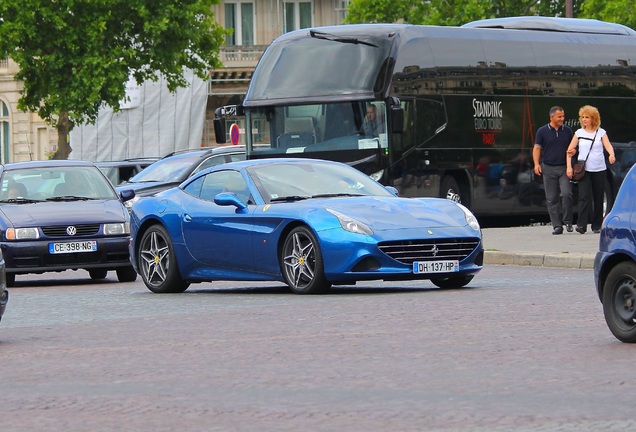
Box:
[0, 266, 633, 432]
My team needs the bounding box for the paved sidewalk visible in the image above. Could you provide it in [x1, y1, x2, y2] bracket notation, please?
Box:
[482, 225, 599, 269]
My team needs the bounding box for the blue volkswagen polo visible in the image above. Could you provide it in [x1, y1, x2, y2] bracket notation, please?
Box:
[595, 163, 636, 342]
[0, 160, 136, 286]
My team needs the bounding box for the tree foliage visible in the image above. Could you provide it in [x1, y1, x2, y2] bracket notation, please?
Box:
[345, 0, 597, 27]
[0, 0, 227, 159]
[579, 0, 636, 31]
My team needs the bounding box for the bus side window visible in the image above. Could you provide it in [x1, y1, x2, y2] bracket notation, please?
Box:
[416, 99, 446, 146]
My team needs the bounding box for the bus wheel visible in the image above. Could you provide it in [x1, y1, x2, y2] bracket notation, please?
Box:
[441, 176, 462, 204]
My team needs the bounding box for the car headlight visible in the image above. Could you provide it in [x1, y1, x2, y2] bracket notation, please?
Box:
[326, 208, 373, 235]
[457, 203, 480, 231]
[6, 227, 40, 240]
[104, 223, 130, 235]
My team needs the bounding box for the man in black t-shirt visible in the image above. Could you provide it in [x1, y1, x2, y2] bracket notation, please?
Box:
[533, 106, 574, 235]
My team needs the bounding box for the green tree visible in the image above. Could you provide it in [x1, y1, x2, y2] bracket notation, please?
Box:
[0, 0, 227, 159]
[345, 0, 584, 26]
[579, 0, 636, 31]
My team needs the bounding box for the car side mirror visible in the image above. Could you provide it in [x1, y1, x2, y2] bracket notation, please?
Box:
[120, 189, 135, 202]
[214, 192, 248, 210]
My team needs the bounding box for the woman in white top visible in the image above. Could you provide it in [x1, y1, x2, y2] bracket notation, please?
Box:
[566, 105, 616, 234]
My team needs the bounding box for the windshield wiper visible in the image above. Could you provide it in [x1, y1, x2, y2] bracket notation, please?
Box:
[0, 197, 42, 204]
[269, 195, 311, 202]
[46, 196, 94, 201]
[311, 193, 364, 199]
[309, 30, 378, 48]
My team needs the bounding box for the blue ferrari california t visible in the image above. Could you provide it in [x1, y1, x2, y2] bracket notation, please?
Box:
[129, 158, 484, 294]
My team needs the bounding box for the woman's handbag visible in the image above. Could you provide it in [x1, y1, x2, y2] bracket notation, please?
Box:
[571, 130, 598, 182]
[572, 161, 586, 181]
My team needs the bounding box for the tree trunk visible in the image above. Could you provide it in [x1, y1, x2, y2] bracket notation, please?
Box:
[52, 111, 72, 160]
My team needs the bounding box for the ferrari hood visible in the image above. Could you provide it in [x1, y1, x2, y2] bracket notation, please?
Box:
[0, 200, 127, 227]
[313, 196, 470, 230]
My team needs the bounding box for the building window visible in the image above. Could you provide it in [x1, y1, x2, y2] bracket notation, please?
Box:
[225, 1, 254, 46]
[338, 0, 349, 22]
[284, 1, 312, 32]
[0, 100, 9, 164]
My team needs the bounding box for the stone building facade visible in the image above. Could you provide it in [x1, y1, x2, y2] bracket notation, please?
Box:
[0, 0, 348, 160]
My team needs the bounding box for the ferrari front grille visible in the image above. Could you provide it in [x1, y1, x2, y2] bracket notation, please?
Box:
[378, 238, 480, 264]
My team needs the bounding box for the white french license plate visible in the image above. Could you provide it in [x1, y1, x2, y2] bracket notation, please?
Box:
[413, 260, 459, 274]
[49, 241, 98, 254]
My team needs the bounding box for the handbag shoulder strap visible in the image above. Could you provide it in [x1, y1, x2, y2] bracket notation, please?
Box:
[578, 130, 598, 162]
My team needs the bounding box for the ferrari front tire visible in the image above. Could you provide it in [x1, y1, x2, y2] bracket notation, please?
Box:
[138, 225, 189, 293]
[281, 226, 331, 294]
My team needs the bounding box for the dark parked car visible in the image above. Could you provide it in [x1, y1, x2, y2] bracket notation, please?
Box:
[0, 248, 7, 323]
[96, 157, 159, 186]
[595, 162, 636, 342]
[116, 146, 246, 210]
[0, 160, 137, 286]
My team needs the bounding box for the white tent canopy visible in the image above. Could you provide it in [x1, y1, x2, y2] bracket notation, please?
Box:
[70, 69, 207, 161]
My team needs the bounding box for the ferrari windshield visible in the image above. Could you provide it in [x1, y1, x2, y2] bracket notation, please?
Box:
[247, 160, 394, 202]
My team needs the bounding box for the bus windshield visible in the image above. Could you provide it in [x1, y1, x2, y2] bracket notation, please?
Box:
[246, 29, 395, 103]
[247, 102, 388, 158]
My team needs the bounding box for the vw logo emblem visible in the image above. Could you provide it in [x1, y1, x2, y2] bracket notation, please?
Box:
[66, 226, 77, 236]
[430, 244, 439, 257]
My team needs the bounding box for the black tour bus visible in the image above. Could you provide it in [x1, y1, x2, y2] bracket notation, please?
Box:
[214, 17, 636, 220]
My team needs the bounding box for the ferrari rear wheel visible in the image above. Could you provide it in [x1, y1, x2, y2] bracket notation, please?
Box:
[602, 262, 636, 343]
[281, 226, 331, 294]
[431, 275, 474, 289]
[138, 224, 189, 293]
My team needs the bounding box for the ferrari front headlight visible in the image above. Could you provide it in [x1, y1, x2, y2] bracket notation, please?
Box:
[457, 203, 480, 231]
[326, 208, 373, 235]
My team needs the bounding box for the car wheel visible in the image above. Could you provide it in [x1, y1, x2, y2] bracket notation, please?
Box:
[441, 176, 464, 205]
[6, 273, 15, 288]
[602, 261, 636, 343]
[281, 226, 331, 294]
[431, 275, 474, 289]
[138, 225, 189, 293]
[89, 269, 108, 280]
[116, 266, 138, 282]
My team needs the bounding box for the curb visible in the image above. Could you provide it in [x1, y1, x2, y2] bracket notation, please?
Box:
[484, 251, 595, 270]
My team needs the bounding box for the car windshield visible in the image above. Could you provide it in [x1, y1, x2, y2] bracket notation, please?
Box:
[128, 153, 202, 183]
[247, 161, 394, 202]
[0, 166, 117, 202]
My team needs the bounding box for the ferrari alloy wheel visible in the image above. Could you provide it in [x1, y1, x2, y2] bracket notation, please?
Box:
[603, 262, 636, 343]
[138, 225, 189, 293]
[431, 275, 474, 289]
[281, 226, 330, 294]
